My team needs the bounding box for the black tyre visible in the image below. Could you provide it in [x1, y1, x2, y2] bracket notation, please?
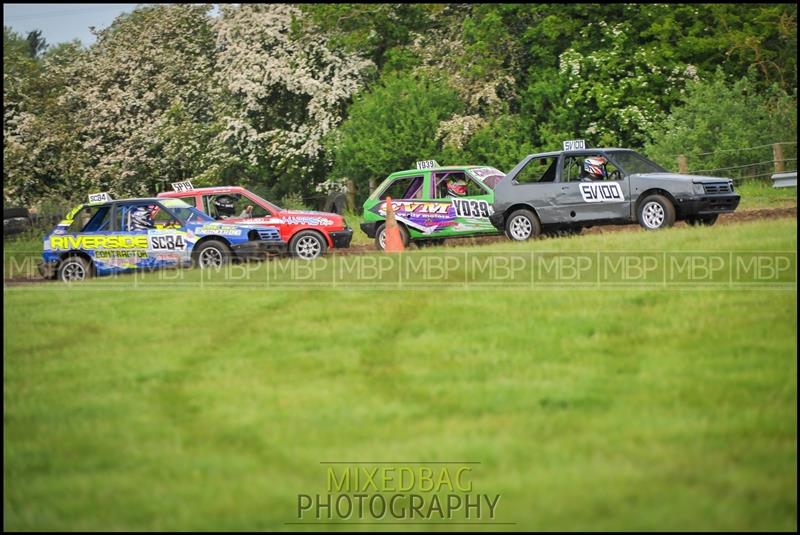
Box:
[57, 255, 92, 283]
[374, 222, 409, 251]
[637, 194, 676, 230]
[686, 214, 719, 227]
[193, 239, 232, 268]
[4, 207, 29, 219]
[290, 230, 328, 259]
[504, 209, 542, 241]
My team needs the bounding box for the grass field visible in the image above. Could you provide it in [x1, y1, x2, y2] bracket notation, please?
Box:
[3, 218, 798, 531]
[736, 180, 797, 210]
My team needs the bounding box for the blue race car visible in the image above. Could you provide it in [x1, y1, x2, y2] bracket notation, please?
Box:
[38, 196, 287, 282]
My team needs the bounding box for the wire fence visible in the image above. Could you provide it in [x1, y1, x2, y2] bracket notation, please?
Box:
[677, 141, 797, 184]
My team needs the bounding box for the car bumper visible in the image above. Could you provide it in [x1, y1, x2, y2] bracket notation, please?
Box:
[329, 228, 353, 248]
[489, 212, 505, 230]
[360, 221, 379, 239]
[231, 240, 287, 259]
[675, 194, 741, 217]
[37, 259, 59, 279]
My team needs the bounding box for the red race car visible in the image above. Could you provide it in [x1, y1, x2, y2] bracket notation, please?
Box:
[158, 185, 352, 259]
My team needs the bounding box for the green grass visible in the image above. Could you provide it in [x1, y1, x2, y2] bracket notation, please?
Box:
[344, 210, 372, 246]
[736, 179, 797, 210]
[4, 218, 797, 531]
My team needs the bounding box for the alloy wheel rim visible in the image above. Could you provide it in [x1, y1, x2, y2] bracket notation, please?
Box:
[510, 216, 532, 240]
[642, 202, 665, 228]
[200, 248, 223, 267]
[62, 261, 86, 281]
[296, 236, 322, 259]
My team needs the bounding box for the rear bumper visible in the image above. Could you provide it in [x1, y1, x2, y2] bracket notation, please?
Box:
[329, 228, 353, 248]
[360, 221, 379, 239]
[231, 240, 287, 259]
[675, 194, 741, 217]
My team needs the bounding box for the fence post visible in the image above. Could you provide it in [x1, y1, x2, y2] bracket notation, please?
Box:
[677, 154, 688, 174]
[773, 143, 785, 174]
[345, 179, 355, 211]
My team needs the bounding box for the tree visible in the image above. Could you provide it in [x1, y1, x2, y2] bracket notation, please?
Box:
[328, 72, 463, 202]
[213, 4, 372, 199]
[59, 4, 220, 196]
[645, 69, 797, 178]
[25, 29, 47, 58]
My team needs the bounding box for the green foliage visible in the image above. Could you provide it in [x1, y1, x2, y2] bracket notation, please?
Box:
[328, 72, 463, 202]
[645, 70, 797, 178]
[440, 114, 536, 173]
[278, 192, 309, 211]
[2, 4, 797, 206]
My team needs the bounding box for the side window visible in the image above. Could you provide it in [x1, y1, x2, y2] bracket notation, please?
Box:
[565, 154, 622, 182]
[514, 157, 558, 184]
[378, 176, 424, 200]
[204, 194, 269, 220]
[150, 205, 181, 228]
[203, 195, 217, 218]
[68, 205, 112, 233]
[434, 171, 486, 198]
[118, 203, 177, 231]
[237, 194, 269, 218]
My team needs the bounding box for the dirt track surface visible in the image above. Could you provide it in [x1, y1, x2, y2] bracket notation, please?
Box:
[5, 205, 796, 285]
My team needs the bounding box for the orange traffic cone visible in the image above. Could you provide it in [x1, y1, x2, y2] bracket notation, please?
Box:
[384, 196, 405, 253]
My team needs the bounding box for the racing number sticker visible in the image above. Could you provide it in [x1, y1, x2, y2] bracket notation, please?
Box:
[452, 199, 491, 218]
[579, 183, 625, 203]
[148, 233, 187, 251]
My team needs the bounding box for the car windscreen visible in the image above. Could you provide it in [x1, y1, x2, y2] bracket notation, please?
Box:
[469, 167, 505, 189]
[245, 191, 282, 212]
[609, 150, 667, 175]
[159, 199, 214, 225]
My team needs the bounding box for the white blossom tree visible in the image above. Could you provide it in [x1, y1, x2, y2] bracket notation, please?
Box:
[213, 4, 372, 195]
[61, 4, 219, 196]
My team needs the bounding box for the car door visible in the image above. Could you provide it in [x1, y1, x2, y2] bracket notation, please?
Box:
[503, 155, 565, 225]
[431, 170, 496, 236]
[557, 152, 631, 222]
[116, 201, 186, 269]
[371, 173, 433, 238]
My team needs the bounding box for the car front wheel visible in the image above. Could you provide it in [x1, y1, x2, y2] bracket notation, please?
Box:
[290, 230, 328, 259]
[193, 239, 231, 268]
[637, 195, 676, 230]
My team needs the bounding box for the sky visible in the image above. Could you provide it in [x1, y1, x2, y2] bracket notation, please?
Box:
[4, 4, 151, 46]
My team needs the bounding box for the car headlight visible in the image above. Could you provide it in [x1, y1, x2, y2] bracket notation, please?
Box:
[692, 183, 705, 195]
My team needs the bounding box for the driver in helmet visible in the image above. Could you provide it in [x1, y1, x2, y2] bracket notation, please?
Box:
[580, 156, 608, 182]
[446, 176, 468, 197]
[213, 196, 236, 220]
[129, 205, 154, 230]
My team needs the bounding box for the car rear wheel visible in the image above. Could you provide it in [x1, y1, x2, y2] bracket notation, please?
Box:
[686, 214, 718, 226]
[58, 256, 91, 283]
[504, 209, 541, 241]
[638, 195, 676, 230]
[290, 230, 328, 259]
[375, 222, 409, 251]
[193, 239, 231, 268]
